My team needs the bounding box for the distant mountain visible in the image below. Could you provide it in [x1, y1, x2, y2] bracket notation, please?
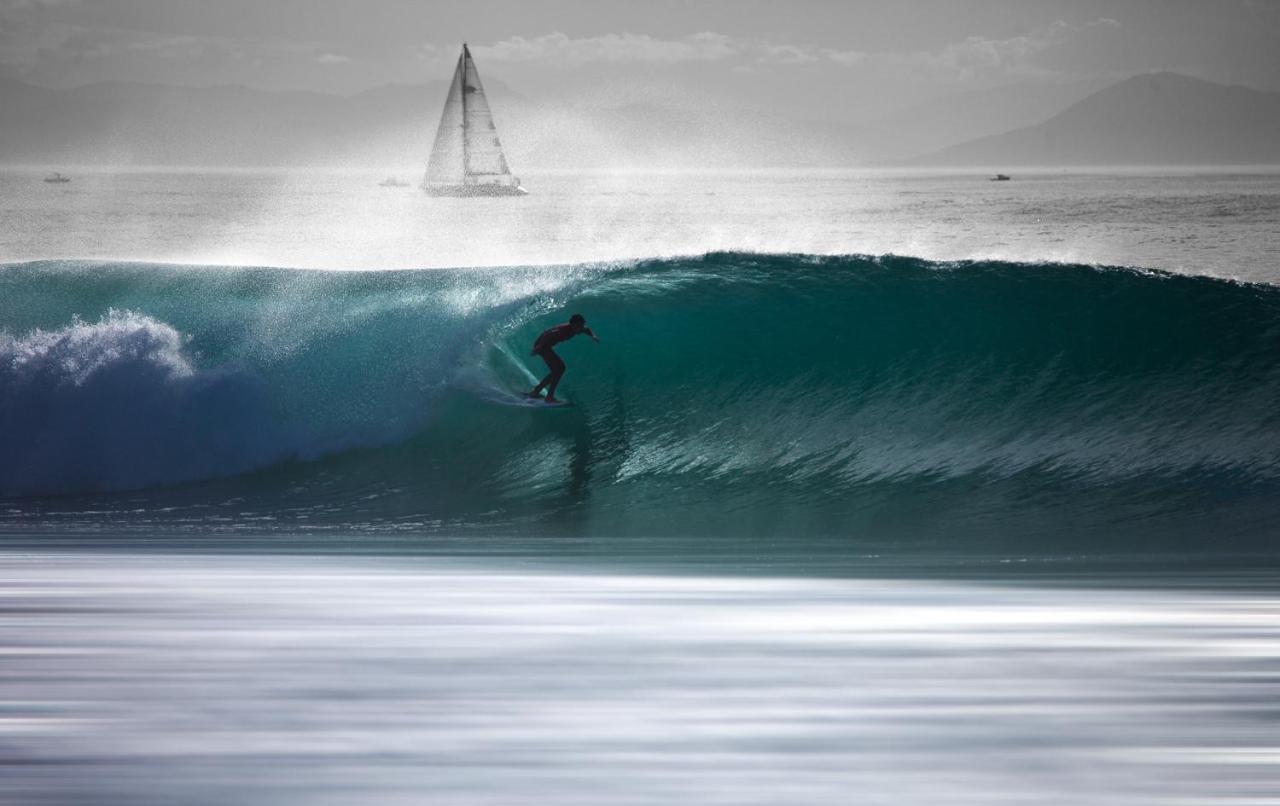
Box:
[909, 72, 1280, 166]
[0, 78, 452, 168]
[0, 77, 860, 170]
[856, 79, 1108, 162]
[508, 99, 864, 170]
[13, 72, 1268, 171]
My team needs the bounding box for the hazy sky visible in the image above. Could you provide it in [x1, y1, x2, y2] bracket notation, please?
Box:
[2, 0, 1279, 114]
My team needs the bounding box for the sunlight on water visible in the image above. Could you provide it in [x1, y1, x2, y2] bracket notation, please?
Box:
[3, 552, 1278, 805]
[3, 169, 1280, 279]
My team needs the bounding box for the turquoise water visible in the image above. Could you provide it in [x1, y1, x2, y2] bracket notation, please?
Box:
[4, 253, 1280, 564]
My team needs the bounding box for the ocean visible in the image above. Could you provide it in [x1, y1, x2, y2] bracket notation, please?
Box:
[3, 167, 1280, 804]
[4, 167, 1280, 275]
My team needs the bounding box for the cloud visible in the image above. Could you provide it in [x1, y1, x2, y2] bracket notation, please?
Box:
[467, 31, 864, 69]
[759, 43, 821, 65]
[1, 15, 1127, 93]
[822, 49, 868, 67]
[900, 18, 1122, 81]
[0, 16, 335, 85]
[454, 20, 1117, 80]
[474, 32, 739, 66]
[0, 0, 80, 9]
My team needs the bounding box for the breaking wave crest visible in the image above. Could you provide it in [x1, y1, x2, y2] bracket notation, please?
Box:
[0, 310, 288, 494]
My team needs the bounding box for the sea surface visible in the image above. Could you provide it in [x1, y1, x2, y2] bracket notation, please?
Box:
[3, 167, 1280, 804]
[3, 167, 1280, 276]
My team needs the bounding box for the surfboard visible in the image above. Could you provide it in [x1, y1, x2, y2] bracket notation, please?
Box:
[475, 388, 574, 408]
[483, 343, 574, 407]
[519, 393, 574, 408]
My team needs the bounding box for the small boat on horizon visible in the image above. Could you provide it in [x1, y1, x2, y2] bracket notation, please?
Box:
[43, 172, 71, 183]
[422, 44, 526, 197]
[379, 177, 410, 187]
[990, 174, 1011, 181]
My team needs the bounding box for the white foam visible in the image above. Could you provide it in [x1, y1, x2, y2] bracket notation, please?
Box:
[0, 311, 292, 496]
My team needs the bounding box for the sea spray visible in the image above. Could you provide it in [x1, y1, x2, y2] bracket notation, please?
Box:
[0, 310, 292, 494]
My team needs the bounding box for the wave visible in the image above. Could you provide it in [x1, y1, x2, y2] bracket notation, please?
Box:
[0, 310, 288, 494]
[4, 254, 1280, 550]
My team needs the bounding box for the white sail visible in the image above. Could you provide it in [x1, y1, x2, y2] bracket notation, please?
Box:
[424, 51, 466, 186]
[461, 50, 513, 180]
[423, 45, 524, 196]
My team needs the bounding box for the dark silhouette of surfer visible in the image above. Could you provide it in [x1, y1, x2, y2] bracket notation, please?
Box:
[528, 313, 598, 404]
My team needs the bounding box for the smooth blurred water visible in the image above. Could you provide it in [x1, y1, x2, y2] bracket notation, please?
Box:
[2, 167, 1279, 279]
[3, 552, 1278, 806]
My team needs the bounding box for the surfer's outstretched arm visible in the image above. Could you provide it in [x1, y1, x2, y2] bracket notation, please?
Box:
[584, 327, 599, 343]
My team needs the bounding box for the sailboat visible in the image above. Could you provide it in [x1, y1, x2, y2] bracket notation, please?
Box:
[423, 44, 526, 197]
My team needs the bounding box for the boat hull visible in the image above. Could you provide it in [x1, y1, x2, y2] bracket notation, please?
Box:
[423, 183, 527, 197]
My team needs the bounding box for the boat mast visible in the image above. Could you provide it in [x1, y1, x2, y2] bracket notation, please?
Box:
[460, 44, 471, 184]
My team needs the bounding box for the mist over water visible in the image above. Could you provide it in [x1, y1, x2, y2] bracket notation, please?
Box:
[3, 168, 1280, 278]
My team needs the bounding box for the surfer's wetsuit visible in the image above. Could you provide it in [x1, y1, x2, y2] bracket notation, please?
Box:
[530, 319, 597, 402]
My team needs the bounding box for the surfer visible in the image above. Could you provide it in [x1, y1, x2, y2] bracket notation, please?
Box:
[528, 313, 598, 403]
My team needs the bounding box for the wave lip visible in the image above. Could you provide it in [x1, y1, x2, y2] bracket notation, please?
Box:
[0, 310, 289, 496]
